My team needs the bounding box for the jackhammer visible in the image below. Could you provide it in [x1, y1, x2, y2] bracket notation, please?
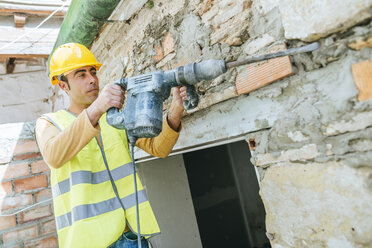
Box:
[106, 42, 320, 247]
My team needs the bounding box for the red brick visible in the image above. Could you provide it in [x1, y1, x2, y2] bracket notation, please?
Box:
[0, 216, 16, 231]
[14, 175, 47, 193]
[1, 194, 33, 211]
[24, 235, 58, 248]
[163, 32, 175, 57]
[35, 188, 52, 203]
[0, 163, 29, 180]
[3, 225, 38, 243]
[352, 59, 372, 101]
[235, 44, 295, 95]
[12, 153, 41, 161]
[19, 205, 53, 223]
[1, 181, 13, 196]
[13, 140, 39, 155]
[41, 219, 56, 234]
[195, 0, 214, 15]
[31, 160, 49, 174]
[153, 43, 163, 62]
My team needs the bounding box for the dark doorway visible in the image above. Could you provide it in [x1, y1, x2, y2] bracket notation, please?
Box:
[183, 141, 270, 248]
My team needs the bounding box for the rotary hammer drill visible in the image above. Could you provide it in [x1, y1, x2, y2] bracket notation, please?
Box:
[106, 42, 320, 144]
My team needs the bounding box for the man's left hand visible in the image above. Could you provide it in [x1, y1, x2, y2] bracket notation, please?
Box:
[167, 86, 187, 131]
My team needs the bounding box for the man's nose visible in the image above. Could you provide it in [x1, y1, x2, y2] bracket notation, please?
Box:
[88, 72, 97, 84]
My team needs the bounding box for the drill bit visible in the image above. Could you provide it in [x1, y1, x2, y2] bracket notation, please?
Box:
[226, 42, 320, 69]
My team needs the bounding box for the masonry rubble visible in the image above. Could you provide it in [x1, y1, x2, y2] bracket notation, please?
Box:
[89, 0, 372, 247]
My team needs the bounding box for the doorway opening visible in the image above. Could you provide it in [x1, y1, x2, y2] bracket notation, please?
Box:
[183, 140, 270, 248]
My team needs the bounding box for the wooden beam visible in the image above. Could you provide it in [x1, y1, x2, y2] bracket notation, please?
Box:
[0, 8, 66, 17]
[6, 58, 15, 73]
[0, 54, 49, 58]
[14, 13, 27, 28]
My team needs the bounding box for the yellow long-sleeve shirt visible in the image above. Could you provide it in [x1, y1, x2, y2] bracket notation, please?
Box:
[35, 109, 180, 169]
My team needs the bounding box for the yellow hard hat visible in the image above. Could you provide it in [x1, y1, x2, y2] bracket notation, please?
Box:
[49, 43, 102, 85]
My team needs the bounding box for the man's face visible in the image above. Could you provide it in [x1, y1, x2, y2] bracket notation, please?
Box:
[62, 66, 99, 106]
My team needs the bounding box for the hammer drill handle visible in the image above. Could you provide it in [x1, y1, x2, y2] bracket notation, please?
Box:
[182, 84, 199, 110]
[106, 79, 127, 129]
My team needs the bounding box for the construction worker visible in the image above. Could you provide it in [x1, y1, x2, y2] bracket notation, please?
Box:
[35, 43, 187, 248]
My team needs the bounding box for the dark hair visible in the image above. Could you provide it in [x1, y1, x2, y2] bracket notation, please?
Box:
[59, 74, 70, 90]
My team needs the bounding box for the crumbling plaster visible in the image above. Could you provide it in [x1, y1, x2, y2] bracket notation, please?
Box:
[91, 0, 372, 246]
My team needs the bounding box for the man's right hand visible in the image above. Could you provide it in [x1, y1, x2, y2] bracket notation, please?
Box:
[87, 84, 125, 126]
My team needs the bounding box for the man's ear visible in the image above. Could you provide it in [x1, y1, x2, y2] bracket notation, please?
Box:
[58, 80, 70, 93]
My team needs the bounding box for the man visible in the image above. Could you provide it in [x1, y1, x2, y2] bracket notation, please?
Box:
[35, 43, 187, 248]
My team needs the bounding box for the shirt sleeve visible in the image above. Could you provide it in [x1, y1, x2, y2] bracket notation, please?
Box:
[135, 116, 181, 158]
[35, 109, 101, 168]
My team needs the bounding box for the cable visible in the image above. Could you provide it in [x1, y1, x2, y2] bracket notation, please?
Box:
[0, 198, 52, 217]
[130, 141, 142, 248]
[0, 2, 69, 52]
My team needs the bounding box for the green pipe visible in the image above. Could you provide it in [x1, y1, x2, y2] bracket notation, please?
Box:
[49, 0, 121, 63]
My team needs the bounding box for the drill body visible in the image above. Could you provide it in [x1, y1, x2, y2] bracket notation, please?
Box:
[106, 60, 226, 142]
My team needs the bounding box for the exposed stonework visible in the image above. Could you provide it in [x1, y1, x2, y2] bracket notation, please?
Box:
[254, 0, 372, 41]
[91, 0, 372, 246]
[261, 161, 372, 248]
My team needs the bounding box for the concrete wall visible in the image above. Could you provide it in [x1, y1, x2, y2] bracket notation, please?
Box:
[0, 69, 69, 124]
[91, 0, 372, 247]
[0, 11, 68, 124]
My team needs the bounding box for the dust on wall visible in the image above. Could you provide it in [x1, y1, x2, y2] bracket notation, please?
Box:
[91, 0, 372, 247]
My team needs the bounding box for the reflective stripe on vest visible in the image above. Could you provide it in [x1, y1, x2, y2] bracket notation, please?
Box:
[43, 110, 160, 248]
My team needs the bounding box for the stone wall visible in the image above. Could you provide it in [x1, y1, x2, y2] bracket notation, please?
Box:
[91, 0, 372, 247]
[0, 122, 57, 248]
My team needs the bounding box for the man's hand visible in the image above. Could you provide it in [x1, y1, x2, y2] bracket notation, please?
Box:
[167, 86, 187, 131]
[87, 84, 125, 126]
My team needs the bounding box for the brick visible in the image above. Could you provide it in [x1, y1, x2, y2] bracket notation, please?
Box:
[12, 152, 41, 162]
[156, 53, 176, 69]
[3, 225, 38, 243]
[1, 194, 33, 211]
[30, 160, 49, 174]
[348, 37, 372, 51]
[153, 43, 163, 62]
[19, 205, 53, 223]
[41, 219, 56, 234]
[0, 216, 16, 231]
[14, 175, 47, 193]
[352, 59, 372, 101]
[13, 140, 39, 155]
[35, 188, 52, 203]
[24, 235, 58, 248]
[1, 181, 13, 196]
[235, 44, 295, 95]
[0, 163, 29, 180]
[193, 0, 214, 16]
[14, 13, 26, 28]
[163, 32, 175, 57]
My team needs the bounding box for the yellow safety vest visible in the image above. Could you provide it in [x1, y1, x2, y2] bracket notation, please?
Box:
[43, 110, 160, 248]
